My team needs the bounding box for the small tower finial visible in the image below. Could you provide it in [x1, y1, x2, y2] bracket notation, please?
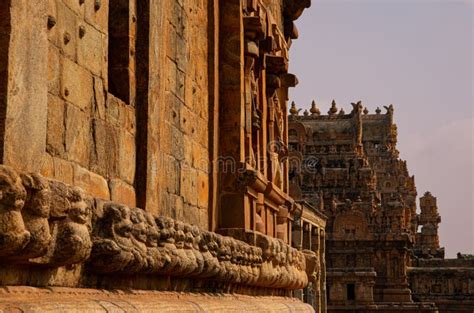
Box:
[363, 107, 369, 115]
[290, 101, 298, 116]
[384, 104, 394, 115]
[338, 108, 345, 115]
[328, 100, 338, 115]
[310, 100, 321, 116]
[303, 109, 309, 117]
[375, 107, 381, 114]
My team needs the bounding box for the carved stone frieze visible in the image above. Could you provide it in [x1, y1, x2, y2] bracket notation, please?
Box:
[0, 165, 308, 291]
[0, 165, 93, 266]
[89, 205, 307, 289]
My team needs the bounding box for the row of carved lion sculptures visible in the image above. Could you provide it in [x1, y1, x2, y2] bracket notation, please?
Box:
[0, 165, 92, 266]
[0, 165, 308, 290]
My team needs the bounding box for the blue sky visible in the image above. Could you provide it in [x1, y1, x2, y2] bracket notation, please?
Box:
[289, 0, 473, 257]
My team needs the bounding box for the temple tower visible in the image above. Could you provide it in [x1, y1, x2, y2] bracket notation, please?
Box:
[415, 191, 444, 258]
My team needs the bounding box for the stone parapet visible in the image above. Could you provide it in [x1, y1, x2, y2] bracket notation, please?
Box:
[0, 165, 308, 291]
[413, 258, 474, 268]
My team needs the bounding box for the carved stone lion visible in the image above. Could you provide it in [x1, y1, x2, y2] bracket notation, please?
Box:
[0, 165, 30, 258]
[50, 187, 92, 266]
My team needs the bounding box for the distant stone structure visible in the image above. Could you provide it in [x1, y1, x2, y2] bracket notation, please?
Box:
[289, 101, 473, 312]
[414, 192, 444, 259]
[292, 200, 328, 312]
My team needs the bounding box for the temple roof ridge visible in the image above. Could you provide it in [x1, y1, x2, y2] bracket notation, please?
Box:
[288, 100, 397, 120]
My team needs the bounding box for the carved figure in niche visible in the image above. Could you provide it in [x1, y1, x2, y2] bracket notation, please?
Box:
[0, 165, 30, 257]
[50, 187, 92, 266]
[329, 195, 338, 215]
[250, 64, 261, 130]
[17, 173, 51, 260]
[391, 257, 400, 278]
[273, 94, 285, 143]
[314, 173, 322, 188]
[244, 46, 261, 169]
[255, 203, 265, 233]
[90, 203, 134, 273]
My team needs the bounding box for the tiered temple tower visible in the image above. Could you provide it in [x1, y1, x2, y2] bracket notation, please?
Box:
[414, 191, 444, 258]
[288, 101, 436, 312]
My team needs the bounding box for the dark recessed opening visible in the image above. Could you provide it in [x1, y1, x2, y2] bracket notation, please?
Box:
[347, 283, 356, 301]
[108, 0, 131, 103]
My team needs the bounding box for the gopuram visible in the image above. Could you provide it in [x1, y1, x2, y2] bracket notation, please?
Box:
[288, 101, 474, 312]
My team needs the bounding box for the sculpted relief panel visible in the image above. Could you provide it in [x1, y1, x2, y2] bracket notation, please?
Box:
[0, 165, 309, 291]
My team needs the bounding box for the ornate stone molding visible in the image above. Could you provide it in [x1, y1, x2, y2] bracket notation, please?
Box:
[0, 165, 308, 290]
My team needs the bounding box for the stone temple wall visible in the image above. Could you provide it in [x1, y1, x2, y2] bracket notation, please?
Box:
[158, 0, 211, 226]
[409, 258, 474, 313]
[0, 0, 212, 229]
[0, 0, 319, 311]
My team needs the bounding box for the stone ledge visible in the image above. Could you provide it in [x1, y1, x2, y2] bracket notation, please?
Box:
[0, 286, 314, 312]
